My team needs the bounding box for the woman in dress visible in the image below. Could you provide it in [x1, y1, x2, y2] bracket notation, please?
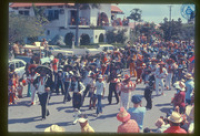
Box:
[117, 74, 136, 110]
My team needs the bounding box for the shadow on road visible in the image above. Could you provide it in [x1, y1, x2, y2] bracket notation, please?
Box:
[155, 103, 171, 107]
[160, 107, 172, 114]
[9, 100, 32, 107]
[57, 106, 71, 112]
[48, 101, 64, 106]
[89, 113, 117, 121]
[8, 116, 41, 124]
[35, 121, 72, 129]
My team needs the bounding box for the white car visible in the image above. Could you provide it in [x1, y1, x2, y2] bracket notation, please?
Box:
[9, 59, 26, 79]
[49, 46, 74, 58]
[86, 44, 114, 55]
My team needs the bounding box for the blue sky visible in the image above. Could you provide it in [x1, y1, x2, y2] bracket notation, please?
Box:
[116, 4, 195, 24]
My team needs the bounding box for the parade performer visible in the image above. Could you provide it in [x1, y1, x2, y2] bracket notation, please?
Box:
[55, 68, 65, 95]
[94, 75, 105, 116]
[107, 68, 120, 104]
[136, 58, 144, 84]
[117, 74, 136, 110]
[81, 66, 92, 106]
[70, 72, 85, 124]
[101, 52, 108, 75]
[128, 50, 137, 77]
[63, 64, 73, 103]
[88, 72, 96, 110]
[27, 64, 38, 105]
[165, 58, 176, 90]
[154, 61, 168, 95]
[33, 66, 52, 120]
[144, 74, 155, 110]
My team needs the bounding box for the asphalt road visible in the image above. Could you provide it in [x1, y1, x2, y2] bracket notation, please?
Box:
[8, 68, 176, 133]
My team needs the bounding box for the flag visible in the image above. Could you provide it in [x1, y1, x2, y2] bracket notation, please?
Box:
[189, 55, 195, 63]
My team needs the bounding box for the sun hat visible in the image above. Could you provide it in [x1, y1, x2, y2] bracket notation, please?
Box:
[173, 81, 186, 91]
[116, 107, 131, 122]
[44, 125, 65, 132]
[131, 95, 142, 104]
[184, 73, 193, 80]
[168, 111, 183, 123]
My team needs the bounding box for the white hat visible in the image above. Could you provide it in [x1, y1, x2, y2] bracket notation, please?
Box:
[168, 111, 183, 123]
[173, 81, 186, 91]
[78, 117, 88, 123]
[44, 125, 65, 132]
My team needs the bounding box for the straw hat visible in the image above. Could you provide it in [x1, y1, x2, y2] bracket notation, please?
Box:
[173, 81, 186, 91]
[44, 125, 65, 132]
[78, 117, 88, 124]
[117, 107, 130, 122]
[184, 73, 193, 80]
[168, 111, 183, 123]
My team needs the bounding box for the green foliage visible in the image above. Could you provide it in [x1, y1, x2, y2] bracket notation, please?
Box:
[179, 23, 195, 40]
[9, 13, 44, 43]
[106, 29, 128, 44]
[159, 18, 182, 41]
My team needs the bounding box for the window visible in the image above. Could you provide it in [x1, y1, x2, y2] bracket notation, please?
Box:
[15, 62, 19, 68]
[48, 10, 59, 21]
[47, 30, 50, 36]
[19, 10, 29, 16]
[19, 61, 25, 67]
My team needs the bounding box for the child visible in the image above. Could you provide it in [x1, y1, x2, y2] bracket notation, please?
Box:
[88, 72, 96, 110]
[17, 82, 23, 98]
[94, 75, 105, 116]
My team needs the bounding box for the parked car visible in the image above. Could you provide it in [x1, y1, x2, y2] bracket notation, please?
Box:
[85, 44, 114, 55]
[8, 59, 26, 79]
[49, 46, 74, 58]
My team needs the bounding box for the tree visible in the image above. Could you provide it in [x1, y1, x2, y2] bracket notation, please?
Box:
[9, 12, 44, 44]
[106, 29, 128, 44]
[159, 18, 182, 41]
[74, 3, 100, 47]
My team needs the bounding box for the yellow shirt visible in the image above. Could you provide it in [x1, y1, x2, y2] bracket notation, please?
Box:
[81, 124, 95, 133]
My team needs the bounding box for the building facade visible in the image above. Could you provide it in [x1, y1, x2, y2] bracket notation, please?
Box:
[9, 3, 129, 45]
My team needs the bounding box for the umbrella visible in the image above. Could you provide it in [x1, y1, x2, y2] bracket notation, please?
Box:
[35, 65, 52, 75]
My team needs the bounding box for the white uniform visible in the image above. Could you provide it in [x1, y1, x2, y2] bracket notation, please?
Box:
[165, 63, 176, 89]
[154, 67, 168, 95]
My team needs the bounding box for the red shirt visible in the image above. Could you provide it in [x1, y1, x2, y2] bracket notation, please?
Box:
[164, 126, 187, 134]
[117, 119, 140, 133]
[173, 91, 186, 107]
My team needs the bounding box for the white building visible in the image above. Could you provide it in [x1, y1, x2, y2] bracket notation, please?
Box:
[9, 3, 129, 45]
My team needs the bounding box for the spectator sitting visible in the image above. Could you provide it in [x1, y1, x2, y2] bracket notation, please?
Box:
[117, 107, 140, 133]
[128, 95, 146, 131]
[155, 116, 170, 133]
[163, 111, 187, 133]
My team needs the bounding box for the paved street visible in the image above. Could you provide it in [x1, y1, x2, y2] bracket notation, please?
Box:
[8, 69, 176, 133]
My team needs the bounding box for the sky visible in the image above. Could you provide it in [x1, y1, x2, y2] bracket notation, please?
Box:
[116, 4, 195, 24]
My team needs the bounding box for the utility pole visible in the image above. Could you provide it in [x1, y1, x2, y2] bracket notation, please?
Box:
[169, 5, 173, 41]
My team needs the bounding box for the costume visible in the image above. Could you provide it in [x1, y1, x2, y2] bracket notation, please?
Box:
[27, 72, 38, 104]
[33, 75, 51, 119]
[154, 63, 168, 95]
[165, 60, 177, 90]
[136, 59, 144, 84]
[129, 53, 137, 77]
[117, 75, 136, 110]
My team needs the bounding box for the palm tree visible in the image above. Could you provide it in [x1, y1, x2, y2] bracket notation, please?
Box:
[74, 3, 100, 47]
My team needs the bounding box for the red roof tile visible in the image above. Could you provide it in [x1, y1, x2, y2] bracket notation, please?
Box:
[111, 5, 123, 13]
[9, 3, 75, 8]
